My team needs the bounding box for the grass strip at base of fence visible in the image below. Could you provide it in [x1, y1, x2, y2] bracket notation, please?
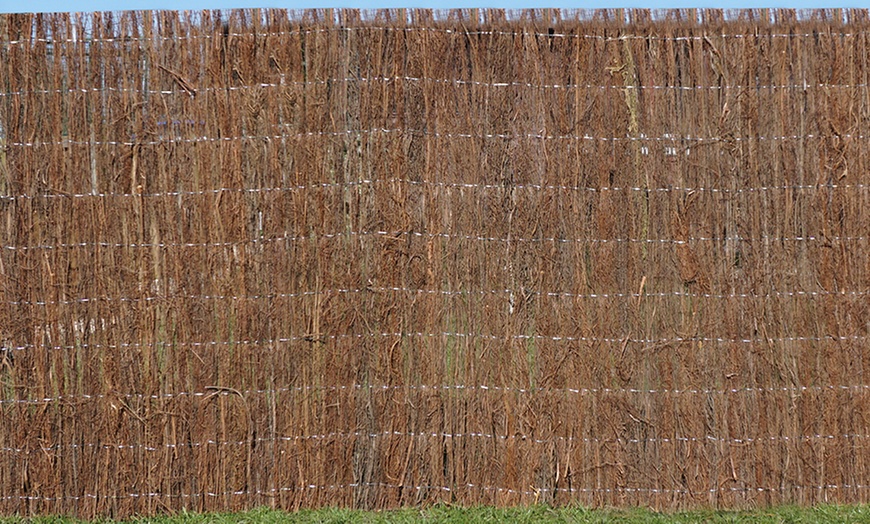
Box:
[4, 505, 870, 524]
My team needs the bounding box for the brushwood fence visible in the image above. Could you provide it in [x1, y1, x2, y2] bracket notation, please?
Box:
[1, 8, 870, 518]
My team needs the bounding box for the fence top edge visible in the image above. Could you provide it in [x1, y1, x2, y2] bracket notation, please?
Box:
[3, 8, 870, 44]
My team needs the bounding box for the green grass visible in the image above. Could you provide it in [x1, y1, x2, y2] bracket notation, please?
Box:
[4, 505, 870, 524]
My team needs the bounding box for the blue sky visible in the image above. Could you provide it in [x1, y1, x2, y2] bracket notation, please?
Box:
[0, 0, 861, 15]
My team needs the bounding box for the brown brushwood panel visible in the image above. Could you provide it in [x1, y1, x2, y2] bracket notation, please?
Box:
[1, 8, 870, 518]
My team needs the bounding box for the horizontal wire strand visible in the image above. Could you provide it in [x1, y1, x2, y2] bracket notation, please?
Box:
[3, 178, 866, 202]
[5, 25, 868, 47]
[2, 480, 868, 503]
[2, 431, 867, 454]
[7, 286, 870, 307]
[2, 382, 867, 407]
[8, 127, 870, 148]
[0, 74, 860, 98]
[4, 229, 869, 252]
[6, 332, 869, 356]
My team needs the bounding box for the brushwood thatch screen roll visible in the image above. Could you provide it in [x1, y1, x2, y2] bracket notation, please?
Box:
[0, 8, 869, 518]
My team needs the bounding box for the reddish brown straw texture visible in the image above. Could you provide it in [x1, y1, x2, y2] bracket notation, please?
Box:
[0, 8, 869, 518]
